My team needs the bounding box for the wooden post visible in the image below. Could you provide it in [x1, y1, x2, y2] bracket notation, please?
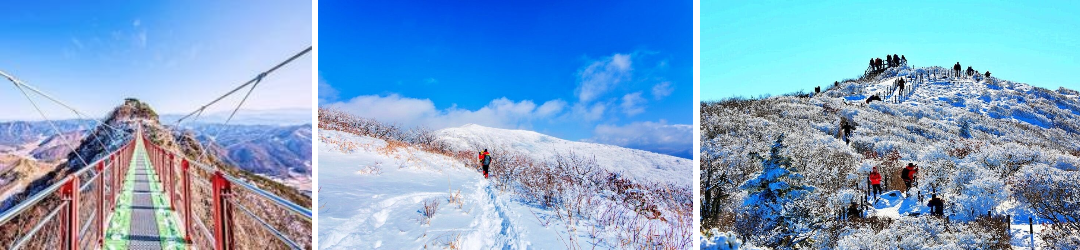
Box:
[1030, 217, 1035, 249]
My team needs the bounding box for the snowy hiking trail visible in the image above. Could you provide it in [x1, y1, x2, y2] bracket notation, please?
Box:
[318, 130, 528, 249]
[864, 190, 925, 219]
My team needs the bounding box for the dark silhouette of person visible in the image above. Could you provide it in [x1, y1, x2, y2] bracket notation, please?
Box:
[839, 116, 857, 143]
[898, 78, 906, 97]
[876, 58, 883, 70]
[887, 55, 893, 68]
[953, 62, 962, 78]
[985, 71, 991, 78]
[901, 55, 907, 65]
[815, 86, 821, 94]
[835, 81, 840, 87]
[866, 94, 881, 104]
[870, 58, 876, 71]
[847, 201, 862, 219]
[893, 54, 900, 67]
[927, 195, 945, 217]
[966, 66, 974, 77]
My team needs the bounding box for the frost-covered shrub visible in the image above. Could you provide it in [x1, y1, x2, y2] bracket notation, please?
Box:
[836, 216, 1007, 249]
[1013, 166, 1080, 229]
[953, 174, 1009, 220]
[700, 229, 762, 250]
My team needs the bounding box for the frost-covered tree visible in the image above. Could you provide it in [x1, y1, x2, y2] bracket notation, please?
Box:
[737, 134, 816, 248]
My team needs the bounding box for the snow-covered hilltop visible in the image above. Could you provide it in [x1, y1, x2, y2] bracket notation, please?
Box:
[436, 124, 692, 185]
[318, 109, 692, 249]
[701, 62, 1080, 249]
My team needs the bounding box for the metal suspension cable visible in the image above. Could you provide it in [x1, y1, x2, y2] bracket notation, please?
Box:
[0, 70, 127, 153]
[8, 79, 92, 168]
[191, 74, 265, 168]
[175, 46, 312, 125]
[171, 46, 311, 170]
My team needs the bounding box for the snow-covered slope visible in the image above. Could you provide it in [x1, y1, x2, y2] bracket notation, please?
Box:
[318, 119, 692, 249]
[319, 129, 600, 249]
[436, 124, 691, 185]
[701, 64, 1080, 249]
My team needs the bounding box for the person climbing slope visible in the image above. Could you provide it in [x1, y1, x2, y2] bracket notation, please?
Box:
[478, 149, 494, 178]
[869, 166, 883, 199]
[927, 194, 945, 217]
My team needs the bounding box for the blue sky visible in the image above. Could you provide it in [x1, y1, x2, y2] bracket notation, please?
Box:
[0, 1, 311, 121]
[702, 1, 1080, 100]
[320, 0, 693, 158]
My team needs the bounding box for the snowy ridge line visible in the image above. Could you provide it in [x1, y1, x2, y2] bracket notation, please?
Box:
[701, 61, 1080, 249]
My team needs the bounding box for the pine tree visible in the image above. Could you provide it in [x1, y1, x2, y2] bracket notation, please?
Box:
[737, 134, 816, 248]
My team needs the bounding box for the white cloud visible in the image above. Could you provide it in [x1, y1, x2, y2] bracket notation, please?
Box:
[620, 92, 646, 116]
[651, 81, 673, 100]
[576, 53, 632, 103]
[572, 102, 607, 121]
[588, 120, 692, 158]
[536, 99, 567, 117]
[317, 76, 339, 104]
[324, 94, 566, 130]
[324, 94, 438, 128]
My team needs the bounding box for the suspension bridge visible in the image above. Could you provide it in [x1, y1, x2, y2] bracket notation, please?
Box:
[0, 47, 313, 249]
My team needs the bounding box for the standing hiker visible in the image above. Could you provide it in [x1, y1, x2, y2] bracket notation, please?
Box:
[985, 71, 991, 78]
[478, 149, 493, 178]
[869, 166, 883, 198]
[953, 62, 962, 78]
[927, 194, 945, 217]
[966, 66, 975, 77]
[901, 163, 918, 191]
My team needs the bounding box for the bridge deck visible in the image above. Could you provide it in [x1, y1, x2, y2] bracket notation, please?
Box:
[104, 139, 186, 250]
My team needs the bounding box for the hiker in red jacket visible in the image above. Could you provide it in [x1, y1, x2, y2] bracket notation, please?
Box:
[869, 166, 883, 198]
[901, 163, 918, 191]
[478, 149, 493, 178]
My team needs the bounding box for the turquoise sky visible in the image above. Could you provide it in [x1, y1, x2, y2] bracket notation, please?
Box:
[702, 1, 1079, 100]
[0, 1, 311, 120]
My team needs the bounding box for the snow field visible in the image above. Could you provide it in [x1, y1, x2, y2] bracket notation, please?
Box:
[319, 128, 691, 249]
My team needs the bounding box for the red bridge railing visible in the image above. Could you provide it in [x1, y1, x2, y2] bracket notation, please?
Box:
[142, 134, 312, 250]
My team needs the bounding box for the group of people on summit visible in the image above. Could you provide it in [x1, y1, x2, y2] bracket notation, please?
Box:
[869, 54, 906, 71]
[952, 62, 992, 79]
